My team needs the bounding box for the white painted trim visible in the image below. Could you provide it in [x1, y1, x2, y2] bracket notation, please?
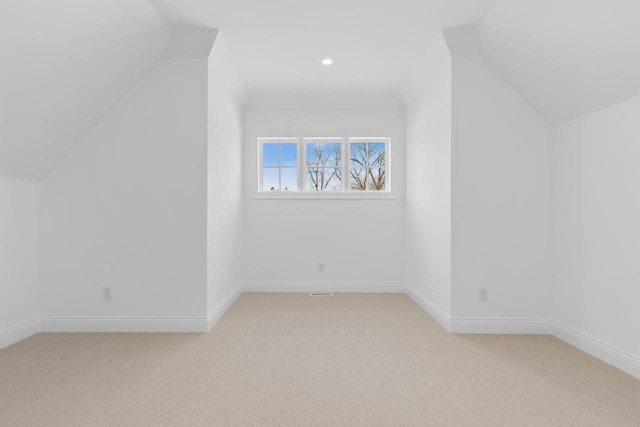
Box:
[0, 318, 40, 350]
[404, 285, 451, 332]
[251, 194, 398, 200]
[449, 317, 554, 334]
[37, 284, 247, 334]
[39, 316, 208, 333]
[404, 284, 639, 379]
[242, 281, 406, 293]
[4, 284, 639, 381]
[207, 283, 244, 331]
[256, 136, 392, 195]
[552, 321, 640, 380]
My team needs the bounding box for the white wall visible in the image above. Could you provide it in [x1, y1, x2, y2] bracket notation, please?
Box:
[405, 33, 452, 316]
[207, 34, 245, 316]
[451, 57, 553, 319]
[0, 178, 40, 345]
[40, 59, 208, 324]
[553, 95, 640, 360]
[243, 107, 405, 287]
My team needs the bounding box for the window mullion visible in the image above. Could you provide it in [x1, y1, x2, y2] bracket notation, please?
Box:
[343, 137, 349, 192]
[299, 137, 304, 191]
[385, 141, 389, 191]
[258, 136, 389, 194]
[258, 141, 263, 192]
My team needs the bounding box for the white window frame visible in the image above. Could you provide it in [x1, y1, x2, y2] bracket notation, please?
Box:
[302, 137, 345, 192]
[258, 138, 299, 192]
[346, 137, 390, 193]
[257, 137, 391, 196]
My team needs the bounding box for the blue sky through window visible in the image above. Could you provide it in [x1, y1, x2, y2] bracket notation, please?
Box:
[349, 141, 386, 191]
[263, 143, 279, 166]
[262, 142, 298, 190]
[305, 142, 341, 166]
[260, 138, 389, 192]
[280, 144, 297, 166]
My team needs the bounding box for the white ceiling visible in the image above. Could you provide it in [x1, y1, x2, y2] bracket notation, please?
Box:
[3, 0, 640, 179]
[149, 0, 498, 101]
[476, 0, 640, 124]
[0, 0, 168, 180]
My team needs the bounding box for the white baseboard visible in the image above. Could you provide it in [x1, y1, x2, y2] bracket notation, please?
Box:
[405, 285, 451, 332]
[37, 283, 247, 334]
[207, 283, 244, 331]
[242, 281, 406, 293]
[449, 317, 554, 334]
[5, 284, 639, 381]
[404, 285, 639, 379]
[553, 321, 640, 380]
[0, 318, 40, 350]
[39, 316, 208, 333]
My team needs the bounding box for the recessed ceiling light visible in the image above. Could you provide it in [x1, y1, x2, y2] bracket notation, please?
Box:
[322, 58, 333, 66]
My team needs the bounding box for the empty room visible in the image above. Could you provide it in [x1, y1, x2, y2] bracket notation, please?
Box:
[1, 0, 639, 425]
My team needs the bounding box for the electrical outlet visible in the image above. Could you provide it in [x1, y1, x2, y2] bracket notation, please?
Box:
[478, 288, 488, 302]
[103, 286, 112, 300]
[318, 262, 325, 272]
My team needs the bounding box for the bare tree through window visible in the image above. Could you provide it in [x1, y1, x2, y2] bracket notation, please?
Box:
[260, 138, 389, 193]
[305, 142, 342, 191]
[350, 142, 386, 191]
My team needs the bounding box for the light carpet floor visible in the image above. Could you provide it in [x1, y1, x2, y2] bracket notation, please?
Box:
[1, 293, 639, 426]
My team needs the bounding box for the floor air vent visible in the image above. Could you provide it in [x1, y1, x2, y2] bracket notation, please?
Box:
[309, 293, 333, 297]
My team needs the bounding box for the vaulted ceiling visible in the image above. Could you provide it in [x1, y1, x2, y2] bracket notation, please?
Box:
[475, 0, 640, 124]
[0, 0, 167, 180]
[2, 0, 640, 179]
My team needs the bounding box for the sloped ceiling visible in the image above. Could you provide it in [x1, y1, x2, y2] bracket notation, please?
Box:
[4, 0, 637, 180]
[149, 0, 498, 104]
[476, 0, 640, 125]
[0, 0, 169, 180]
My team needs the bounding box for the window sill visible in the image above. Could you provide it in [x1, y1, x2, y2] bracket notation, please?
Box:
[251, 192, 398, 201]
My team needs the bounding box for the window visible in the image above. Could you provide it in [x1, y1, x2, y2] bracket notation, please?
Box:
[260, 139, 298, 191]
[349, 140, 386, 191]
[305, 139, 342, 191]
[258, 137, 390, 193]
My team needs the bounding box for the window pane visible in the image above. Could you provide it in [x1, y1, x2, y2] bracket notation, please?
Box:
[306, 166, 321, 190]
[325, 168, 342, 191]
[280, 143, 297, 166]
[306, 142, 341, 167]
[350, 142, 387, 191]
[368, 167, 386, 190]
[349, 166, 368, 191]
[263, 144, 279, 166]
[280, 167, 298, 191]
[306, 167, 342, 191]
[262, 168, 279, 191]
[368, 143, 386, 168]
[259, 137, 388, 193]
[350, 143, 368, 168]
[306, 143, 321, 166]
[325, 143, 341, 165]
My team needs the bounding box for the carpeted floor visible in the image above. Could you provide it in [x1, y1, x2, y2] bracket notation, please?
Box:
[1, 293, 639, 426]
